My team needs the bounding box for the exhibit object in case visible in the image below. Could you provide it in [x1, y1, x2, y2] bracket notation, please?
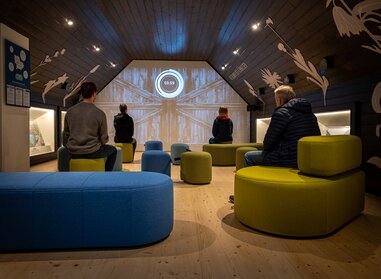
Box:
[29, 107, 55, 156]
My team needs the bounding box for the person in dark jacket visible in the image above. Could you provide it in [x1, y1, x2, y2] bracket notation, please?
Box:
[209, 106, 233, 144]
[245, 85, 320, 168]
[114, 103, 137, 154]
[229, 85, 320, 203]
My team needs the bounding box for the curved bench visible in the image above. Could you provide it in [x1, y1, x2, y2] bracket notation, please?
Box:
[0, 171, 173, 251]
[234, 135, 365, 237]
[202, 143, 263, 166]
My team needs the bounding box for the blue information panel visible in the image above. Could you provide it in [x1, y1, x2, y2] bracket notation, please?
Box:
[5, 39, 30, 107]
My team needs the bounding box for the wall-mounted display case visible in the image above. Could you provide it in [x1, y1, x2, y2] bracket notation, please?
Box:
[30, 107, 55, 156]
[256, 109, 351, 143]
[29, 105, 58, 165]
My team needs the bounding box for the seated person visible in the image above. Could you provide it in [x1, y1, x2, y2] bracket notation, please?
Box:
[114, 103, 137, 155]
[209, 106, 233, 144]
[230, 85, 320, 203]
[62, 82, 117, 171]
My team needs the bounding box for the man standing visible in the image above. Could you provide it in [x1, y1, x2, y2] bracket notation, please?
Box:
[63, 82, 116, 171]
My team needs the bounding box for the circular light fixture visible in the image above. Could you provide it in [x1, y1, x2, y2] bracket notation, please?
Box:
[65, 18, 74, 26]
[155, 69, 184, 99]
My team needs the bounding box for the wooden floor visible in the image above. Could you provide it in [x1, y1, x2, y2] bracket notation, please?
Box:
[1, 152, 381, 278]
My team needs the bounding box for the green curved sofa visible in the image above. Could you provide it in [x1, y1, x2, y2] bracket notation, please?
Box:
[202, 143, 263, 166]
[234, 135, 365, 237]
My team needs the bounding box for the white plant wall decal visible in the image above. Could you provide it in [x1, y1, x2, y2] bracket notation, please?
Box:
[265, 18, 330, 106]
[42, 73, 69, 103]
[63, 65, 101, 107]
[243, 79, 266, 114]
[30, 48, 68, 103]
[261, 68, 283, 89]
[327, 0, 381, 54]
[326, 0, 381, 169]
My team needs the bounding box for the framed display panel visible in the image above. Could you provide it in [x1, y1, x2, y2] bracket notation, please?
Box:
[30, 105, 57, 165]
[256, 107, 353, 143]
[4, 39, 30, 107]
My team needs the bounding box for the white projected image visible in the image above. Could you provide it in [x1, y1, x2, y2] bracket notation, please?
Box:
[96, 60, 250, 151]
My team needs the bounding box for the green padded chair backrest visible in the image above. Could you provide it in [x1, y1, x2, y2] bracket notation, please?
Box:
[298, 135, 362, 177]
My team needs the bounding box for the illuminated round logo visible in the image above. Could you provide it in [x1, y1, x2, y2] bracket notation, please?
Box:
[155, 69, 184, 98]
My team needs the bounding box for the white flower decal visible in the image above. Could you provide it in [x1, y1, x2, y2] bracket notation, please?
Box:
[261, 68, 283, 89]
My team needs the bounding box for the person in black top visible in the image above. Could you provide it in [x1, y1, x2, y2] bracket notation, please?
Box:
[229, 85, 320, 203]
[114, 103, 137, 155]
[209, 106, 233, 144]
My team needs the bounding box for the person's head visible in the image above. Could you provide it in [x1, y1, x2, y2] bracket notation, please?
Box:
[274, 85, 296, 107]
[79, 82, 97, 102]
[218, 106, 228, 116]
[119, 103, 127, 114]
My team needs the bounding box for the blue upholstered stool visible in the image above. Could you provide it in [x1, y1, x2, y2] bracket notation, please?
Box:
[145, 140, 163, 151]
[0, 172, 173, 250]
[141, 150, 171, 176]
[57, 146, 70, 171]
[113, 147, 123, 171]
[170, 143, 190, 165]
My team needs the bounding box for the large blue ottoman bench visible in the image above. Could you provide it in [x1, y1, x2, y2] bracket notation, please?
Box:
[0, 171, 173, 251]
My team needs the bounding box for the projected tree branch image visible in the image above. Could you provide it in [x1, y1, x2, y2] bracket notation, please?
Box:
[96, 60, 250, 151]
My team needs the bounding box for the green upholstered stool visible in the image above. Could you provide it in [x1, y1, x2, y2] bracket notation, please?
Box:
[115, 143, 134, 163]
[203, 143, 263, 166]
[69, 158, 105, 172]
[234, 135, 365, 237]
[180, 151, 212, 184]
[235, 147, 258, 171]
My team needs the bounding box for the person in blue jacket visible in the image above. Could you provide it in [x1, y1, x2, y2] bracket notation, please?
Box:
[230, 85, 320, 203]
[209, 106, 233, 144]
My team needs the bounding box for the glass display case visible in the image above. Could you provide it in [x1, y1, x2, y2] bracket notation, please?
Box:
[256, 109, 351, 143]
[61, 111, 66, 133]
[29, 107, 55, 157]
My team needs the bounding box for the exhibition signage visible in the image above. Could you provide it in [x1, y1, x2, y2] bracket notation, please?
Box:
[4, 39, 30, 107]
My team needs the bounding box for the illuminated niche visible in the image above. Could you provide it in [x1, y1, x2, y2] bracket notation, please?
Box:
[29, 107, 55, 156]
[256, 110, 351, 143]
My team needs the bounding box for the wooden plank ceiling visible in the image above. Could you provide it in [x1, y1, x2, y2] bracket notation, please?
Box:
[0, 0, 379, 108]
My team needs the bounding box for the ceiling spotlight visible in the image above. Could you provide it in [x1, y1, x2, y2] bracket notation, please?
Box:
[252, 23, 260, 30]
[65, 18, 74, 26]
[233, 49, 239, 55]
[221, 66, 226, 70]
[110, 62, 116, 68]
[93, 45, 100, 52]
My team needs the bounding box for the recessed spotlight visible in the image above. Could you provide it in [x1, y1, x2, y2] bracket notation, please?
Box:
[65, 18, 74, 26]
[252, 23, 260, 30]
[221, 66, 225, 70]
[110, 62, 116, 68]
[93, 45, 100, 52]
[233, 49, 239, 55]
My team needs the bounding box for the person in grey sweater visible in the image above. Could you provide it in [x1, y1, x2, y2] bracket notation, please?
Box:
[63, 82, 117, 171]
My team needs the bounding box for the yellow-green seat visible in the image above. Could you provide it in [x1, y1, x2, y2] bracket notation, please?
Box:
[235, 147, 258, 171]
[69, 158, 105, 172]
[115, 143, 134, 163]
[203, 143, 263, 166]
[234, 135, 365, 237]
[180, 151, 212, 184]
